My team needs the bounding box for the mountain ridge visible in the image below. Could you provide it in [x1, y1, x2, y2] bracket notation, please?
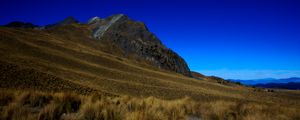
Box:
[229, 77, 300, 85]
[254, 82, 300, 90]
[87, 14, 192, 76]
[2, 14, 192, 77]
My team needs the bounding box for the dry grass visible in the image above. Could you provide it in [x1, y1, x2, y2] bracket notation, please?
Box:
[0, 26, 248, 100]
[1, 25, 300, 119]
[0, 90, 299, 120]
[1, 26, 300, 103]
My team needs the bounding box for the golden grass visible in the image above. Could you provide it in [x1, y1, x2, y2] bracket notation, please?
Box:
[1, 26, 300, 119]
[1, 26, 295, 101]
[0, 90, 299, 120]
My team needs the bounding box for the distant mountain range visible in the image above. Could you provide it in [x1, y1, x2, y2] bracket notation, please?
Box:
[229, 77, 300, 90]
[254, 82, 300, 90]
[229, 77, 300, 85]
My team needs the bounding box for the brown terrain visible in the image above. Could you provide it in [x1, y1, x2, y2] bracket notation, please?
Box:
[0, 15, 300, 120]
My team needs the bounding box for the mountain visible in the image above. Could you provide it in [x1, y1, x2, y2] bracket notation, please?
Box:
[229, 77, 300, 85]
[0, 14, 233, 99]
[88, 14, 191, 76]
[254, 82, 300, 90]
[1, 14, 300, 120]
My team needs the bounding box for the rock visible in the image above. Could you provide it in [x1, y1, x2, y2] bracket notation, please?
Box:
[91, 14, 129, 39]
[87, 16, 102, 24]
[264, 89, 275, 92]
[88, 14, 192, 77]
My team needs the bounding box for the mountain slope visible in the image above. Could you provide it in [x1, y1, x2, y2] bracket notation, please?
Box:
[0, 24, 242, 100]
[89, 14, 191, 76]
[0, 15, 300, 108]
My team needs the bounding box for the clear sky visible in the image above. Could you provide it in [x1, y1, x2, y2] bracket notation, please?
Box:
[1, 0, 300, 79]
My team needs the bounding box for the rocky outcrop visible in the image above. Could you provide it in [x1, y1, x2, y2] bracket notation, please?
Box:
[88, 14, 192, 77]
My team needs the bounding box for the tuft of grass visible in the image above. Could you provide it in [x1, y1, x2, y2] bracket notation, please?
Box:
[0, 91, 14, 106]
[79, 98, 124, 120]
[53, 92, 82, 113]
[38, 103, 60, 120]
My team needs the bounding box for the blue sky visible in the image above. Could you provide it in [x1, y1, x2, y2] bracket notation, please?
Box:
[1, 0, 300, 79]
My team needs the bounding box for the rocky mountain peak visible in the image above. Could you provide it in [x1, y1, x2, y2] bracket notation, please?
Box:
[107, 14, 128, 21]
[59, 16, 79, 25]
[88, 16, 101, 24]
[88, 14, 192, 77]
[45, 16, 79, 28]
[90, 14, 130, 39]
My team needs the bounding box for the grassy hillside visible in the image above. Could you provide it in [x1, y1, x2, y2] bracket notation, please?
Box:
[0, 25, 300, 119]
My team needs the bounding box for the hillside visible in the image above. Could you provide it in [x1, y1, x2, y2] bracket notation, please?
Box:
[0, 23, 245, 100]
[1, 15, 300, 119]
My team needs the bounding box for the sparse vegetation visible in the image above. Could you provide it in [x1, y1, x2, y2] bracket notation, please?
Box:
[1, 23, 300, 120]
[0, 90, 299, 120]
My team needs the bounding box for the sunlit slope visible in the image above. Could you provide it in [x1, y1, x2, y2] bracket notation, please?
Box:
[0, 25, 299, 106]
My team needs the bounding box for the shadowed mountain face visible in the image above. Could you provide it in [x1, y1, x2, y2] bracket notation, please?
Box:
[88, 14, 191, 77]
